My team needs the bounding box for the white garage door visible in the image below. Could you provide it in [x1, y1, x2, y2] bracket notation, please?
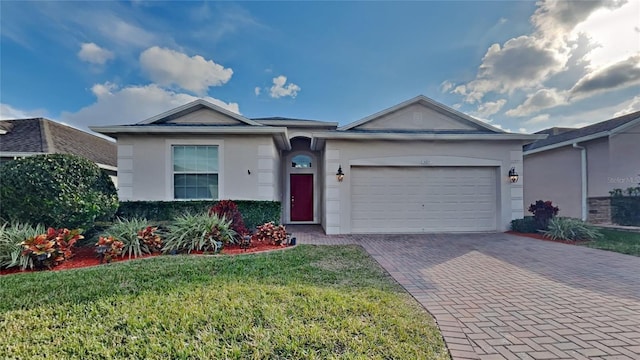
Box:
[351, 166, 497, 233]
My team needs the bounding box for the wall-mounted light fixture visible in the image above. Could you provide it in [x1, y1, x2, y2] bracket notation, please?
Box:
[508, 167, 519, 183]
[336, 165, 344, 182]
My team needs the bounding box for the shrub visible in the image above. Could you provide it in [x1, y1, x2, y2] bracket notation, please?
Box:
[528, 200, 559, 230]
[20, 228, 83, 270]
[103, 218, 162, 259]
[253, 222, 288, 245]
[510, 216, 538, 233]
[116, 200, 281, 229]
[209, 200, 249, 235]
[0, 222, 46, 269]
[542, 217, 603, 242]
[163, 213, 236, 254]
[95, 236, 124, 263]
[0, 154, 118, 229]
[610, 186, 640, 226]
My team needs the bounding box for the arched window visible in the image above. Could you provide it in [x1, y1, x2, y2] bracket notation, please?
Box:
[291, 154, 312, 168]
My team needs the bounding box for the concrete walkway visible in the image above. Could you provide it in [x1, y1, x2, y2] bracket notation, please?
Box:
[290, 226, 640, 360]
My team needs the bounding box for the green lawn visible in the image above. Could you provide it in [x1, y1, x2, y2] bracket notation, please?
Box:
[0, 245, 449, 359]
[583, 229, 640, 256]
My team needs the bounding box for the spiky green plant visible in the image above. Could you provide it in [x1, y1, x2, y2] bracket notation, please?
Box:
[0, 222, 46, 269]
[163, 213, 236, 254]
[543, 217, 603, 241]
[104, 218, 160, 259]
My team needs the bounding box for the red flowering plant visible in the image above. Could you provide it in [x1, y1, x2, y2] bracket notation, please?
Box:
[20, 227, 83, 270]
[209, 200, 249, 236]
[137, 226, 163, 253]
[252, 222, 288, 246]
[95, 236, 124, 263]
[528, 200, 560, 230]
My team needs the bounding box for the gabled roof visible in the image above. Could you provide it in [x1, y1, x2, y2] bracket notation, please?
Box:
[139, 99, 263, 126]
[253, 117, 338, 128]
[339, 95, 505, 133]
[0, 118, 117, 167]
[524, 110, 640, 154]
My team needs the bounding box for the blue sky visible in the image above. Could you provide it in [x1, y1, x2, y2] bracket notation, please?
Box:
[1, 0, 639, 134]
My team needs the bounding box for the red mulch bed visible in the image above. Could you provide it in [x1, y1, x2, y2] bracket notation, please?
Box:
[505, 231, 588, 245]
[0, 242, 293, 276]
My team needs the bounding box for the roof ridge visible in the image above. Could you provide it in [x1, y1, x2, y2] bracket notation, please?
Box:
[40, 118, 56, 152]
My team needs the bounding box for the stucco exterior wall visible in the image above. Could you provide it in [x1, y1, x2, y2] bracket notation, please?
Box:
[609, 122, 640, 191]
[585, 137, 610, 197]
[116, 134, 279, 201]
[322, 139, 524, 234]
[523, 147, 582, 218]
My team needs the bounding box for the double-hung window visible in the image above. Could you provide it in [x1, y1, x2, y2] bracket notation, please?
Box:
[172, 145, 218, 199]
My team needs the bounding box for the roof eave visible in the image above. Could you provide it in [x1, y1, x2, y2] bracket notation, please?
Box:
[312, 131, 545, 141]
[524, 131, 609, 155]
[89, 125, 292, 150]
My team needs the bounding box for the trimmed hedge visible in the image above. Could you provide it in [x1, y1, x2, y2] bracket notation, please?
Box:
[116, 201, 281, 230]
[0, 154, 118, 229]
[510, 216, 538, 233]
[611, 197, 640, 226]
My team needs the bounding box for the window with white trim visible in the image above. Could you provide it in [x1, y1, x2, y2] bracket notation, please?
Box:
[172, 145, 219, 199]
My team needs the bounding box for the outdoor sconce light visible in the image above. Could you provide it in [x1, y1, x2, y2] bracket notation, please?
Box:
[508, 167, 519, 183]
[336, 165, 345, 182]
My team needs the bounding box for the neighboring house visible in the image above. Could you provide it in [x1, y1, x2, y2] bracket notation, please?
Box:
[90, 96, 541, 234]
[0, 118, 117, 185]
[523, 111, 640, 223]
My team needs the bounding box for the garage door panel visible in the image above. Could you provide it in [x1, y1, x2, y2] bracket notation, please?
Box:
[351, 166, 497, 233]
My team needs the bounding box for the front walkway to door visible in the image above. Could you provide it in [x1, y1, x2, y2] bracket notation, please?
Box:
[291, 228, 640, 360]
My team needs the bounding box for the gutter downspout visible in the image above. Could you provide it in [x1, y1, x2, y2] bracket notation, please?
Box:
[573, 143, 588, 221]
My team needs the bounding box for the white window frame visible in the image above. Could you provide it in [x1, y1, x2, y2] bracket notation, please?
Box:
[165, 139, 224, 201]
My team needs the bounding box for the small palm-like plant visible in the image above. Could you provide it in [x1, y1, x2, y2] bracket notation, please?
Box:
[0, 222, 46, 269]
[163, 212, 236, 254]
[103, 218, 162, 259]
[542, 217, 603, 241]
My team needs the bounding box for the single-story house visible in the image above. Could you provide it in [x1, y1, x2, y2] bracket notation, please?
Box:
[523, 110, 640, 223]
[91, 96, 542, 234]
[0, 118, 118, 185]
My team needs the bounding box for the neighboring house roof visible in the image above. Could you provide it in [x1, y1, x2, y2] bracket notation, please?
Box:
[524, 110, 640, 154]
[0, 118, 117, 168]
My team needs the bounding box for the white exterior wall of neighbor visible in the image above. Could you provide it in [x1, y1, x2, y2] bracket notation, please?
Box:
[322, 139, 524, 234]
[609, 122, 640, 190]
[116, 134, 279, 201]
[524, 147, 582, 219]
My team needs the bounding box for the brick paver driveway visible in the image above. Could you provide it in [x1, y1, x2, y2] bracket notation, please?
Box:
[293, 227, 640, 360]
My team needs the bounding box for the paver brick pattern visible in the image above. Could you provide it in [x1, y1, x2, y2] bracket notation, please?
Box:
[289, 226, 640, 360]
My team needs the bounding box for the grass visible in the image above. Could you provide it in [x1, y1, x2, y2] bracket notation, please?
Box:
[0, 245, 449, 359]
[582, 229, 640, 256]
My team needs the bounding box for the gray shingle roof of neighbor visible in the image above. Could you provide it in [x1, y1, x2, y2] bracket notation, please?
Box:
[0, 118, 117, 167]
[524, 110, 640, 152]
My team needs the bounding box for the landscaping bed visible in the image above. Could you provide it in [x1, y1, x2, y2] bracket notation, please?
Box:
[0, 245, 449, 359]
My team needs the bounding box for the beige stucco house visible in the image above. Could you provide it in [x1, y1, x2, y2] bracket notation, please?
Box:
[523, 111, 640, 223]
[91, 96, 542, 234]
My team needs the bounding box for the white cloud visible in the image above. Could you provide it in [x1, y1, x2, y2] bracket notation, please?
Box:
[440, 80, 454, 93]
[614, 95, 640, 116]
[0, 103, 47, 119]
[525, 114, 551, 124]
[254, 87, 261, 96]
[518, 127, 528, 133]
[77, 42, 114, 65]
[61, 82, 239, 130]
[474, 99, 507, 118]
[570, 55, 640, 99]
[506, 89, 567, 117]
[269, 75, 300, 99]
[139, 46, 233, 94]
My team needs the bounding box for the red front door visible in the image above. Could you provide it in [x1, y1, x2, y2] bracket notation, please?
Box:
[290, 174, 313, 221]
